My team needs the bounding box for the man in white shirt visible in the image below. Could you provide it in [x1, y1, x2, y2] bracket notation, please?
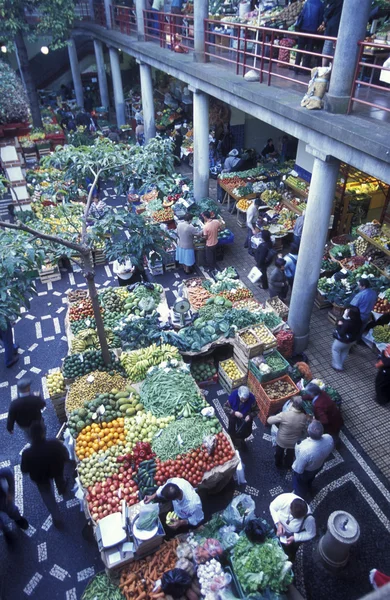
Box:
[292, 420, 334, 500]
[113, 258, 135, 287]
[144, 477, 204, 529]
[269, 492, 316, 560]
[244, 198, 261, 255]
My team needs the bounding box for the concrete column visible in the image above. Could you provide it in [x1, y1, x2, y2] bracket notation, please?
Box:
[67, 39, 84, 108]
[94, 40, 109, 108]
[139, 61, 156, 142]
[135, 0, 146, 41]
[104, 0, 112, 28]
[192, 89, 209, 201]
[288, 147, 340, 352]
[325, 0, 371, 113]
[109, 47, 126, 126]
[194, 0, 208, 62]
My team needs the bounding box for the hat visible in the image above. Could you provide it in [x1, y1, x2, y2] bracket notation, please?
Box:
[17, 378, 31, 392]
[229, 149, 239, 157]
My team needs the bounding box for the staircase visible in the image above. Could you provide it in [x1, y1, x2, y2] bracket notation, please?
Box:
[0, 142, 30, 218]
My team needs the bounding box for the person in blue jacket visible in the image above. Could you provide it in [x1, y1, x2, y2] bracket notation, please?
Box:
[294, 0, 324, 70]
[224, 386, 257, 448]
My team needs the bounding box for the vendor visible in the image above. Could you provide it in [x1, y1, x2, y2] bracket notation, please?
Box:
[269, 492, 316, 560]
[113, 257, 135, 287]
[224, 386, 257, 449]
[217, 149, 241, 203]
[350, 278, 377, 332]
[144, 478, 204, 529]
[261, 138, 278, 159]
[175, 213, 200, 274]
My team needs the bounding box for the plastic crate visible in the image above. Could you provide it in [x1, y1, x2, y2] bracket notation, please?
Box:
[248, 372, 298, 425]
[249, 349, 289, 383]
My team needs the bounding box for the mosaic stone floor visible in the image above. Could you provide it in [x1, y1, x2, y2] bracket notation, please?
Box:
[0, 182, 390, 599]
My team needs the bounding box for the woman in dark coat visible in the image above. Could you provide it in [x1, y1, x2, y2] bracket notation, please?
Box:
[375, 345, 390, 405]
[254, 229, 274, 290]
[331, 305, 362, 372]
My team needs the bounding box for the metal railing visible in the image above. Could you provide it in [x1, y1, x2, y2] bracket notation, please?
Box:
[143, 10, 194, 52]
[204, 19, 336, 88]
[111, 5, 137, 35]
[74, 0, 106, 26]
[348, 40, 390, 115]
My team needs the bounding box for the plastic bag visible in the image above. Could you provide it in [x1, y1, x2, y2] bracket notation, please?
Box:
[233, 450, 247, 485]
[136, 503, 159, 531]
[270, 424, 278, 447]
[222, 493, 256, 531]
[161, 568, 192, 599]
[219, 526, 239, 550]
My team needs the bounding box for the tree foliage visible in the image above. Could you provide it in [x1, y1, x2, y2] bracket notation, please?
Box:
[0, 60, 29, 124]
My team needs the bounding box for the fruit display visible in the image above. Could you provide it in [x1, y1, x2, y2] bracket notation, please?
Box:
[330, 244, 351, 260]
[339, 256, 366, 271]
[86, 470, 139, 522]
[63, 350, 122, 380]
[374, 298, 390, 314]
[262, 378, 297, 400]
[124, 412, 173, 446]
[187, 285, 212, 309]
[69, 299, 96, 322]
[373, 325, 390, 344]
[359, 222, 382, 239]
[66, 372, 127, 411]
[233, 298, 262, 312]
[355, 236, 369, 255]
[120, 343, 180, 381]
[251, 325, 276, 346]
[77, 447, 124, 487]
[236, 198, 253, 211]
[152, 207, 174, 222]
[261, 190, 283, 207]
[123, 283, 162, 318]
[198, 296, 232, 320]
[67, 289, 88, 304]
[219, 358, 245, 381]
[286, 175, 309, 193]
[75, 417, 126, 459]
[218, 175, 246, 189]
[67, 386, 141, 437]
[267, 297, 288, 316]
[191, 360, 217, 383]
[70, 317, 96, 335]
[219, 287, 253, 302]
[141, 362, 206, 418]
[99, 287, 126, 317]
[238, 330, 258, 346]
[46, 371, 65, 397]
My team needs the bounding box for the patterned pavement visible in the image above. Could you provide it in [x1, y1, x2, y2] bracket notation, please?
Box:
[0, 183, 390, 599]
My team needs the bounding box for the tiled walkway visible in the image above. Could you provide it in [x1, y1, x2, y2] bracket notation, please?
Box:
[205, 174, 390, 481]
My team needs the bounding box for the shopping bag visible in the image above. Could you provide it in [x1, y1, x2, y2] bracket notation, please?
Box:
[233, 450, 247, 485]
[223, 493, 256, 530]
[248, 266, 262, 283]
[271, 424, 278, 447]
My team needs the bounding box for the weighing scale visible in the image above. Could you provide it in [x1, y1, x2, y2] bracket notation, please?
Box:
[96, 502, 135, 569]
[171, 298, 192, 328]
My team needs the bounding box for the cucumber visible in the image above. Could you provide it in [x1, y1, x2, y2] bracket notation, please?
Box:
[115, 392, 129, 399]
[118, 398, 131, 406]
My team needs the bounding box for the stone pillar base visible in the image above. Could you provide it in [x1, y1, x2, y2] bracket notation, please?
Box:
[324, 93, 350, 115]
[293, 332, 310, 354]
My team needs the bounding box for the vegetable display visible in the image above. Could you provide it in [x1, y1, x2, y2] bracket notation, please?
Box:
[191, 360, 217, 383]
[373, 325, 390, 343]
[66, 372, 127, 411]
[46, 371, 65, 396]
[141, 362, 206, 418]
[81, 573, 124, 600]
[120, 344, 180, 381]
[151, 416, 221, 462]
[263, 378, 297, 400]
[220, 359, 244, 381]
[63, 350, 122, 379]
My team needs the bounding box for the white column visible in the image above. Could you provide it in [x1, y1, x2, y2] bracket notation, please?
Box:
[325, 0, 371, 113]
[139, 62, 155, 142]
[68, 39, 84, 108]
[288, 147, 340, 352]
[93, 40, 109, 108]
[104, 0, 112, 28]
[194, 0, 208, 62]
[192, 89, 209, 201]
[109, 47, 125, 126]
[135, 0, 147, 41]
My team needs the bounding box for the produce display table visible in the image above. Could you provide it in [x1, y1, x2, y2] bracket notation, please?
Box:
[357, 226, 390, 258]
[218, 180, 256, 211]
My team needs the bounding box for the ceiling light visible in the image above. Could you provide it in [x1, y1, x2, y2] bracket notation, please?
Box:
[1, 45, 7, 53]
[41, 46, 49, 55]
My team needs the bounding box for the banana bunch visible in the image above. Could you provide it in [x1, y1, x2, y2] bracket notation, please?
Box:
[71, 328, 99, 354]
[166, 511, 179, 525]
[120, 343, 180, 382]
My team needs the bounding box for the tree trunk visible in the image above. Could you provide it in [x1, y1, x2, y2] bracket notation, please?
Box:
[14, 31, 43, 129]
[81, 251, 111, 365]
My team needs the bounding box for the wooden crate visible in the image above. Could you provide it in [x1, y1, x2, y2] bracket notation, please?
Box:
[234, 327, 264, 359]
[266, 297, 289, 319]
[50, 394, 67, 423]
[93, 249, 106, 266]
[233, 346, 250, 373]
[250, 324, 277, 351]
[218, 359, 247, 394]
[314, 290, 332, 309]
[39, 264, 61, 284]
[248, 372, 298, 425]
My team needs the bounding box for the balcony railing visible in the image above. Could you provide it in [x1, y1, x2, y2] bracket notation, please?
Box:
[74, 1, 106, 27]
[143, 9, 194, 52]
[348, 40, 390, 115]
[111, 5, 137, 35]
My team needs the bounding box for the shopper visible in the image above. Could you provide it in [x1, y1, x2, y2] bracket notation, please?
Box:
[269, 492, 316, 560]
[245, 198, 262, 254]
[261, 138, 278, 158]
[217, 149, 241, 203]
[331, 305, 362, 372]
[224, 385, 257, 449]
[303, 382, 344, 438]
[0, 320, 19, 368]
[350, 278, 377, 331]
[7, 379, 46, 438]
[294, 0, 324, 70]
[254, 229, 274, 290]
[284, 244, 299, 289]
[172, 124, 183, 166]
[269, 258, 288, 300]
[144, 477, 204, 528]
[107, 126, 120, 143]
[374, 345, 390, 405]
[0, 468, 29, 544]
[21, 421, 69, 527]
[202, 211, 221, 271]
[292, 420, 334, 499]
[267, 397, 308, 468]
[321, 0, 344, 66]
[89, 194, 107, 220]
[171, 0, 185, 37]
[113, 257, 136, 286]
[293, 210, 305, 247]
[175, 213, 199, 273]
[135, 120, 145, 146]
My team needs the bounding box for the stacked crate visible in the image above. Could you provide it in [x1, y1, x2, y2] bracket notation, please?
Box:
[248, 374, 298, 425]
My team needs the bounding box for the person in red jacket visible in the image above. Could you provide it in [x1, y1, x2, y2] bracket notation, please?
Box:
[303, 382, 344, 439]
